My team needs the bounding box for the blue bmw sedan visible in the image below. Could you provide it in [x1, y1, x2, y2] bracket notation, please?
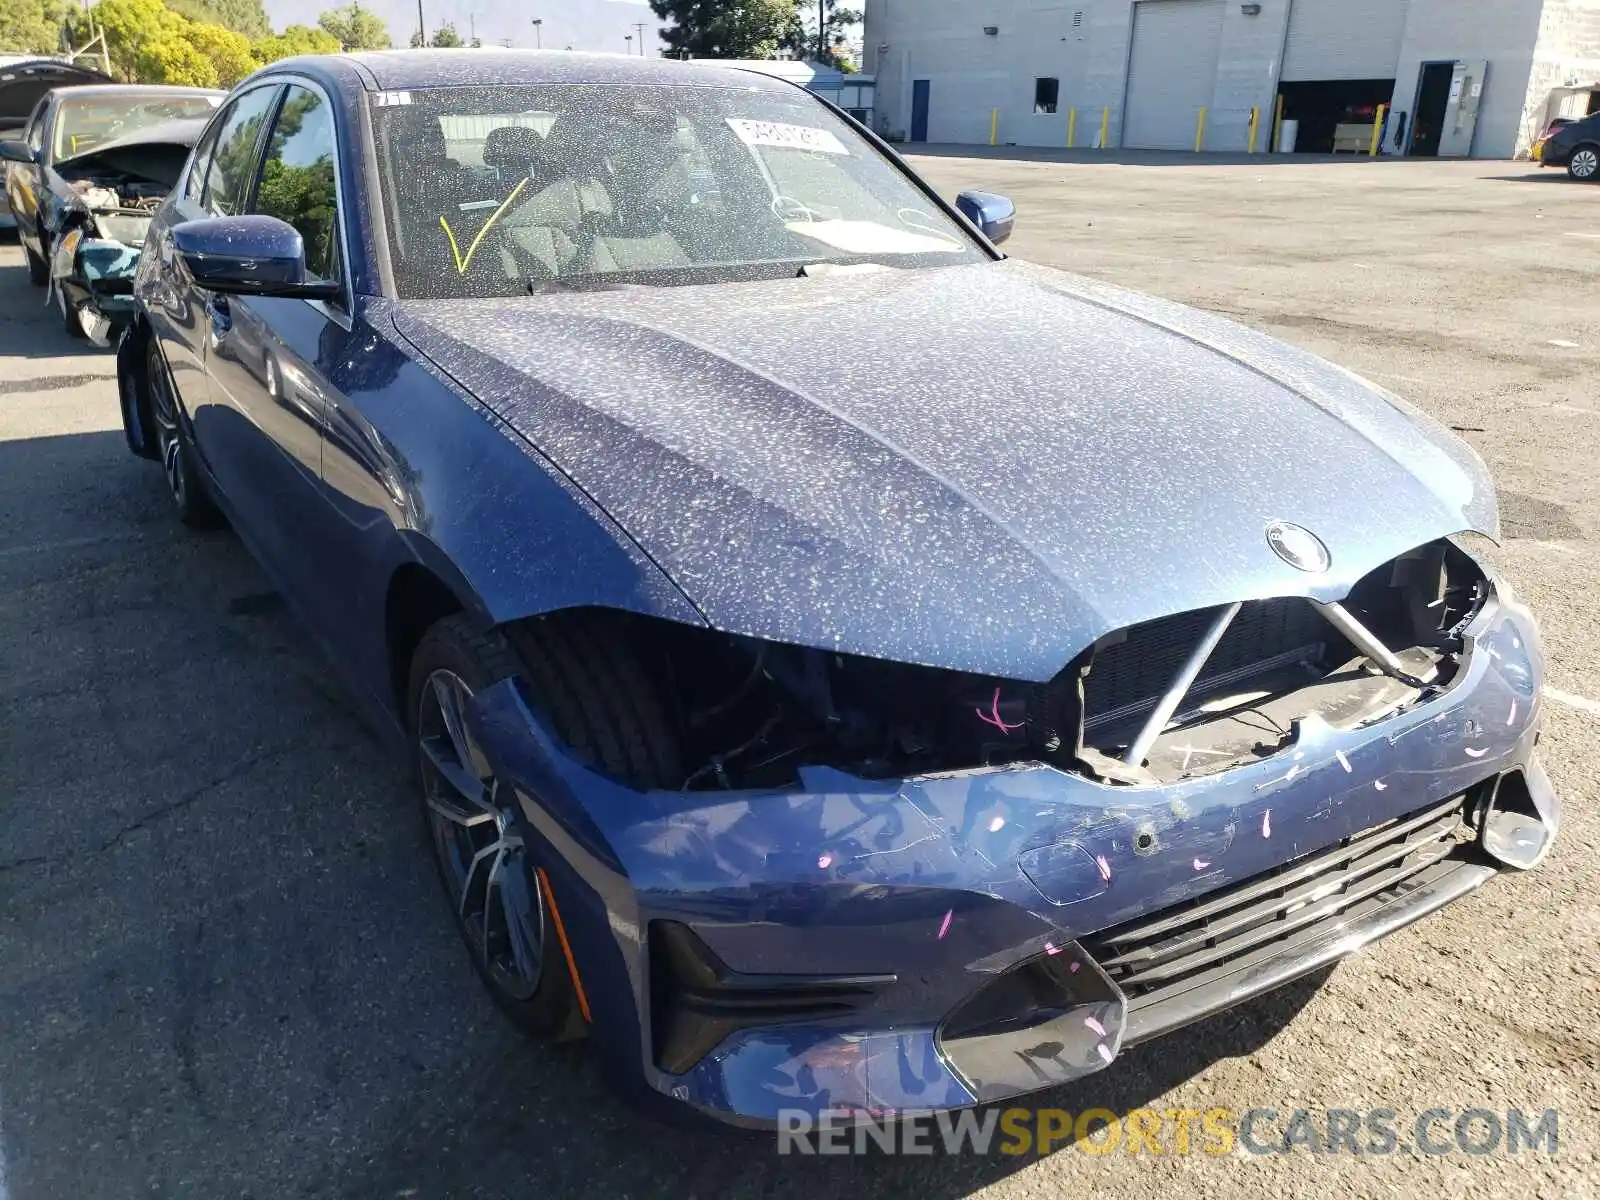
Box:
[117, 49, 1558, 1127]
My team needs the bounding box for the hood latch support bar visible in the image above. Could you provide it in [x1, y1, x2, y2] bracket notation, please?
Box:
[1124, 601, 1242, 767]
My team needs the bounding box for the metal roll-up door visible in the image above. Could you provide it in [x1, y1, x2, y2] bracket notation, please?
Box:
[1123, 0, 1226, 151]
[1281, 0, 1410, 82]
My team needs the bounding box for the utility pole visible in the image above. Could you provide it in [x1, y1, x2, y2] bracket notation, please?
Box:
[531, 17, 542, 48]
[632, 22, 646, 54]
[818, 0, 826, 61]
[625, 34, 633, 54]
[416, 0, 425, 47]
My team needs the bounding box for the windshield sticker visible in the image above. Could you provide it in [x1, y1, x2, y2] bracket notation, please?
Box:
[785, 220, 964, 256]
[726, 118, 848, 156]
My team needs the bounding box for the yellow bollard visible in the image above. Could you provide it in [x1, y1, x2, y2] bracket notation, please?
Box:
[1194, 107, 1207, 153]
[1067, 107, 1077, 149]
[1370, 103, 1387, 156]
[1248, 106, 1259, 154]
[1099, 106, 1110, 150]
[990, 108, 999, 146]
[1273, 93, 1285, 152]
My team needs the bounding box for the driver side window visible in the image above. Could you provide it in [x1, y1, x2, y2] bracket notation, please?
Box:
[251, 84, 341, 287]
[201, 86, 279, 217]
[25, 100, 46, 154]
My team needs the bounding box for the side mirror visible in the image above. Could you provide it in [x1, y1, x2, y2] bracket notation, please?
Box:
[171, 214, 338, 299]
[955, 190, 1015, 246]
[0, 139, 37, 164]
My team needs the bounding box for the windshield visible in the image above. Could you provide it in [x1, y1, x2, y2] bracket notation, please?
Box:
[54, 94, 220, 161]
[371, 83, 984, 298]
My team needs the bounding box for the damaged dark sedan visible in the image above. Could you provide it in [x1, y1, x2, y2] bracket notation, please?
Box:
[1, 83, 221, 341]
[116, 51, 1559, 1127]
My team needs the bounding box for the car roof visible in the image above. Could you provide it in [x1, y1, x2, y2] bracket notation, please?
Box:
[293, 48, 796, 94]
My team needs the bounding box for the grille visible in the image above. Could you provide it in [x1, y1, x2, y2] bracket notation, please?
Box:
[1083, 598, 1337, 730]
[1082, 795, 1470, 1008]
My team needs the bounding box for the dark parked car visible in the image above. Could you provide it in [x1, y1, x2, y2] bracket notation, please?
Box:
[1, 83, 221, 335]
[117, 50, 1558, 1127]
[0, 58, 113, 228]
[1537, 111, 1600, 179]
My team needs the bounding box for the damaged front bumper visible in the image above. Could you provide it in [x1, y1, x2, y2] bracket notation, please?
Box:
[52, 227, 141, 344]
[464, 592, 1556, 1126]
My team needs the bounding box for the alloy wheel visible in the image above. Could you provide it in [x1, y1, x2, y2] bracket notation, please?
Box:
[147, 343, 188, 508]
[1572, 148, 1599, 180]
[418, 668, 545, 999]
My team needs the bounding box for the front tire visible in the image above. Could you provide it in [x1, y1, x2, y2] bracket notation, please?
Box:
[147, 338, 224, 528]
[408, 612, 681, 1037]
[1568, 145, 1599, 181]
[24, 241, 47, 285]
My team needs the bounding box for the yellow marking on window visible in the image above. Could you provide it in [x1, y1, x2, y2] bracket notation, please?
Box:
[437, 178, 529, 274]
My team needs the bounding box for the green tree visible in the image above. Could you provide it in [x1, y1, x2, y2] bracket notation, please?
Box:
[135, 33, 218, 86]
[317, 2, 389, 50]
[791, 0, 859, 69]
[186, 20, 255, 85]
[427, 20, 460, 47]
[251, 22, 339, 63]
[648, 0, 798, 59]
[165, 0, 268, 39]
[79, 0, 186, 80]
[0, 0, 69, 54]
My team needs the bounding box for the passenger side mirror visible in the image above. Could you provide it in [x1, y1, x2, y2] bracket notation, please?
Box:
[171, 214, 339, 299]
[955, 190, 1016, 246]
[0, 139, 37, 164]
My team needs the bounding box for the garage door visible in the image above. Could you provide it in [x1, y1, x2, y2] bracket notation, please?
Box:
[1123, 0, 1226, 150]
[1281, 0, 1410, 82]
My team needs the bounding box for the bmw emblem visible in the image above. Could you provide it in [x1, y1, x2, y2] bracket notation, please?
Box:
[1265, 521, 1331, 573]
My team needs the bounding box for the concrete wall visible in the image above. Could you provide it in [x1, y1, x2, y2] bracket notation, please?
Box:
[1521, 0, 1600, 149]
[865, 0, 1576, 157]
[1385, 0, 1544, 158]
[865, 0, 1290, 150]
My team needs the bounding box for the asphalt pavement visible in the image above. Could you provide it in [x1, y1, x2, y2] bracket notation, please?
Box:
[0, 154, 1596, 1199]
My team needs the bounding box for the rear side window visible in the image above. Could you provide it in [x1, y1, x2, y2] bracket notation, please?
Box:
[202, 86, 279, 217]
[252, 85, 341, 285]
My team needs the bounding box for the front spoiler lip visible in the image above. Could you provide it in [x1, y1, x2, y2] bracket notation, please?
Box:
[463, 595, 1551, 1124]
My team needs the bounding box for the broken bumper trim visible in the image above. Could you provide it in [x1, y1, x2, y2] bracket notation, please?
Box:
[462, 593, 1551, 1125]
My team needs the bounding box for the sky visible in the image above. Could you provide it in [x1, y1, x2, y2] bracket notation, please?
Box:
[264, 0, 664, 54]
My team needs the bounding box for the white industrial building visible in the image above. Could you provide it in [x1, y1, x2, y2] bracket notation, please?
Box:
[862, 0, 1600, 157]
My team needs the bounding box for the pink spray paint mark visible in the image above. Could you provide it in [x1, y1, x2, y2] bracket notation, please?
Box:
[1508, 700, 1518, 726]
[1374, 779, 1387, 791]
[1261, 810, 1272, 839]
[816, 853, 833, 870]
[1069, 961, 1081, 973]
[1044, 941, 1063, 956]
[975, 687, 1024, 734]
[1335, 749, 1351, 773]
[1095, 854, 1111, 882]
[1464, 746, 1488, 759]
[1083, 1016, 1106, 1037]
[937, 909, 953, 939]
[988, 815, 1006, 833]
[1193, 857, 1210, 871]
[1096, 1043, 1114, 1065]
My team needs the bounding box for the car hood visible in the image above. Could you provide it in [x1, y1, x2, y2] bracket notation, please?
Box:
[390, 259, 1497, 682]
[56, 117, 208, 191]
